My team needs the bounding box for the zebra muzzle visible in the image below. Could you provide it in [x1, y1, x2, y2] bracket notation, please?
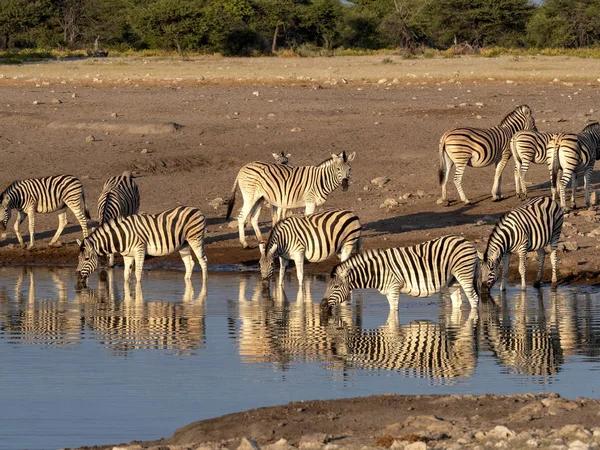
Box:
[342, 178, 349, 191]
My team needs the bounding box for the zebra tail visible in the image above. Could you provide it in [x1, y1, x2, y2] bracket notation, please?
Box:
[82, 189, 91, 220]
[438, 138, 446, 185]
[551, 138, 561, 190]
[225, 176, 238, 220]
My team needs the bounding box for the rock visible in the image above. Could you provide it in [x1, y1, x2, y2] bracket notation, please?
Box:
[299, 433, 328, 449]
[416, 190, 426, 197]
[475, 220, 485, 226]
[506, 80, 515, 84]
[553, 78, 561, 82]
[404, 443, 427, 450]
[476, 102, 484, 106]
[371, 176, 390, 188]
[140, 148, 148, 154]
[378, 78, 388, 84]
[111, 112, 119, 118]
[558, 425, 591, 439]
[568, 441, 590, 450]
[527, 438, 540, 447]
[563, 241, 579, 252]
[401, 193, 412, 200]
[578, 209, 596, 217]
[209, 197, 226, 209]
[290, 127, 302, 132]
[85, 135, 96, 142]
[227, 220, 238, 229]
[238, 437, 261, 450]
[474, 431, 487, 440]
[33, 100, 40, 105]
[587, 228, 600, 237]
[380, 198, 399, 208]
[488, 426, 516, 440]
[253, 91, 260, 96]
[51, 98, 61, 104]
[263, 438, 290, 450]
[72, 93, 77, 98]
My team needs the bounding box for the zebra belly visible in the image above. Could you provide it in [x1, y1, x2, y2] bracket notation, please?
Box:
[145, 243, 181, 257]
[401, 282, 443, 298]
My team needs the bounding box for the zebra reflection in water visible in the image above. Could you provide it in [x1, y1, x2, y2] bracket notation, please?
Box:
[79, 271, 206, 356]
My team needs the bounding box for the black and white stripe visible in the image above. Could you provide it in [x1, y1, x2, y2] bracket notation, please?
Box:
[76, 206, 207, 286]
[481, 196, 563, 296]
[548, 122, 600, 209]
[322, 235, 480, 313]
[0, 175, 90, 248]
[226, 151, 356, 248]
[510, 130, 556, 200]
[438, 105, 537, 205]
[97, 171, 141, 267]
[259, 209, 362, 287]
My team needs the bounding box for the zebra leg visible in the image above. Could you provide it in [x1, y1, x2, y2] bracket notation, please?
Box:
[278, 257, 289, 287]
[67, 200, 89, 239]
[519, 161, 531, 200]
[179, 246, 195, 279]
[533, 248, 545, 289]
[190, 241, 208, 283]
[134, 251, 145, 283]
[518, 248, 528, 291]
[513, 162, 522, 199]
[500, 253, 511, 291]
[237, 196, 260, 248]
[438, 151, 453, 206]
[570, 173, 577, 209]
[26, 210, 36, 249]
[249, 199, 264, 246]
[339, 242, 356, 262]
[385, 291, 400, 312]
[49, 210, 68, 247]
[550, 244, 559, 290]
[13, 210, 26, 248]
[584, 168, 592, 207]
[294, 254, 305, 288]
[457, 275, 479, 309]
[450, 287, 463, 308]
[123, 256, 135, 283]
[452, 163, 470, 205]
[107, 253, 115, 268]
[491, 155, 510, 201]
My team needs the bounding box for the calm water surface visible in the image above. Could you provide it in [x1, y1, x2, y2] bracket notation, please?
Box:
[1, 267, 600, 450]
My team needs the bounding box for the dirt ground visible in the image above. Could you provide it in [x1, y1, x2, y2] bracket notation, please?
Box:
[3, 55, 600, 449]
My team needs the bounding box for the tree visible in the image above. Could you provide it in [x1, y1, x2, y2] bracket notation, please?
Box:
[0, 0, 51, 50]
[255, 0, 298, 52]
[302, 0, 343, 49]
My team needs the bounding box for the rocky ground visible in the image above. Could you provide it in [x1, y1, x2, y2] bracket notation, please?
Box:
[3, 55, 600, 450]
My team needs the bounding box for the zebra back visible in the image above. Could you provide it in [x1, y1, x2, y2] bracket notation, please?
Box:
[511, 131, 555, 165]
[97, 171, 140, 225]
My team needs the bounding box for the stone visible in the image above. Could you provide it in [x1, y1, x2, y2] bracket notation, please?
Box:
[404, 443, 427, 450]
[111, 112, 119, 118]
[527, 438, 539, 447]
[140, 148, 148, 154]
[209, 197, 226, 209]
[228, 220, 238, 229]
[33, 100, 40, 105]
[401, 193, 412, 200]
[290, 127, 302, 132]
[51, 98, 62, 104]
[563, 241, 579, 252]
[371, 177, 390, 188]
[263, 439, 290, 450]
[299, 433, 328, 449]
[558, 425, 591, 439]
[85, 135, 96, 142]
[488, 426, 516, 440]
[253, 91, 260, 96]
[569, 441, 590, 450]
[72, 93, 77, 98]
[380, 198, 399, 208]
[238, 437, 261, 450]
[378, 78, 388, 84]
[416, 190, 426, 197]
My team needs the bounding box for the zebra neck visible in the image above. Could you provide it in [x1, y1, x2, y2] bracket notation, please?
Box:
[6, 189, 25, 211]
[316, 164, 340, 196]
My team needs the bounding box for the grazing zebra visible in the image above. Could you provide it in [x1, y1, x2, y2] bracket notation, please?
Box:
[0, 175, 90, 249]
[259, 209, 362, 288]
[511, 130, 556, 200]
[321, 235, 480, 314]
[480, 196, 563, 297]
[272, 151, 291, 165]
[97, 171, 141, 267]
[76, 206, 207, 287]
[548, 122, 600, 209]
[438, 105, 537, 205]
[227, 151, 356, 248]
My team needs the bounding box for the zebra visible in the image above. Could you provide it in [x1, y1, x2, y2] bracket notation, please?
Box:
[97, 171, 141, 267]
[480, 196, 563, 297]
[272, 151, 291, 165]
[0, 175, 90, 249]
[438, 105, 537, 205]
[548, 122, 600, 210]
[510, 130, 556, 200]
[321, 235, 480, 314]
[259, 209, 362, 288]
[226, 151, 356, 248]
[76, 206, 207, 287]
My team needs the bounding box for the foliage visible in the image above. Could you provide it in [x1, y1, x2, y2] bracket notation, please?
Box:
[0, 0, 51, 50]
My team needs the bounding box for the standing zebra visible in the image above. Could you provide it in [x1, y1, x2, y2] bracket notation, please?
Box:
[548, 122, 600, 210]
[259, 209, 362, 288]
[480, 196, 563, 297]
[321, 235, 480, 314]
[272, 151, 291, 165]
[227, 151, 356, 248]
[97, 171, 141, 267]
[76, 206, 207, 287]
[0, 175, 90, 249]
[511, 130, 556, 200]
[438, 105, 537, 205]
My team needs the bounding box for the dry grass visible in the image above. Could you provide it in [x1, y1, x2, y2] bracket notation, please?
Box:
[0, 54, 599, 87]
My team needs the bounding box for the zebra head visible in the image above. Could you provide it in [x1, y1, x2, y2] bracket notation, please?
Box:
[272, 151, 291, 165]
[582, 121, 600, 159]
[480, 252, 500, 299]
[331, 151, 356, 191]
[321, 265, 351, 314]
[0, 193, 10, 232]
[258, 240, 276, 284]
[76, 239, 99, 287]
[502, 105, 537, 133]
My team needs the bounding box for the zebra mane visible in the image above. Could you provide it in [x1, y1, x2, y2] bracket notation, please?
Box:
[483, 211, 512, 261]
[332, 248, 384, 276]
[317, 156, 336, 168]
[500, 105, 531, 126]
[583, 121, 600, 133]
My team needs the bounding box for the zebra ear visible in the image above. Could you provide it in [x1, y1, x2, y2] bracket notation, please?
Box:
[286, 153, 291, 157]
[346, 151, 356, 162]
[272, 153, 279, 159]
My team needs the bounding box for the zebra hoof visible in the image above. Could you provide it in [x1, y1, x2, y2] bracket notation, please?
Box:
[551, 282, 558, 291]
[533, 280, 541, 289]
[492, 196, 504, 202]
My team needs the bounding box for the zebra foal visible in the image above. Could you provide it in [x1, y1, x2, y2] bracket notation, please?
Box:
[259, 209, 362, 288]
[438, 105, 537, 205]
[76, 206, 207, 287]
[480, 196, 563, 297]
[0, 175, 90, 248]
[97, 171, 141, 267]
[227, 151, 356, 248]
[321, 235, 480, 314]
[548, 122, 600, 210]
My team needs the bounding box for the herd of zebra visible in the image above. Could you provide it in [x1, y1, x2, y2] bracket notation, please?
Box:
[3, 101, 597, 314]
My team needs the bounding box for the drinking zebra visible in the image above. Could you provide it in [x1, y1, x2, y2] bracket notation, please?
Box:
[76, 206, 207, 287]
[438, 105, 537, 205]
[321, 235, 480, 314]
[0, 175, 90, 249]
[480, 196, 563, 297]
[227, 151, 356, 248]
[510, 130, 556, 200]
[259, 209, 362, 288]
[97, 171, 141, 267]
[548, 122, 600, 209]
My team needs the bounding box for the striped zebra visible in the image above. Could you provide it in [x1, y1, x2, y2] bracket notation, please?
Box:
[97, 171, 141, 267]
[226, 151, 356, 248]
[511, 130, 556, 200]
[438, 105, 537, 205]
[548, 122, 600, 209]
[321, 235, 480, 314]
[259, 209, 362, 288]
[76, 206, 207, 287]
[0, 175, 90, 249]
[480, 196, 563, 296]
[272, 151, 291, 165]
